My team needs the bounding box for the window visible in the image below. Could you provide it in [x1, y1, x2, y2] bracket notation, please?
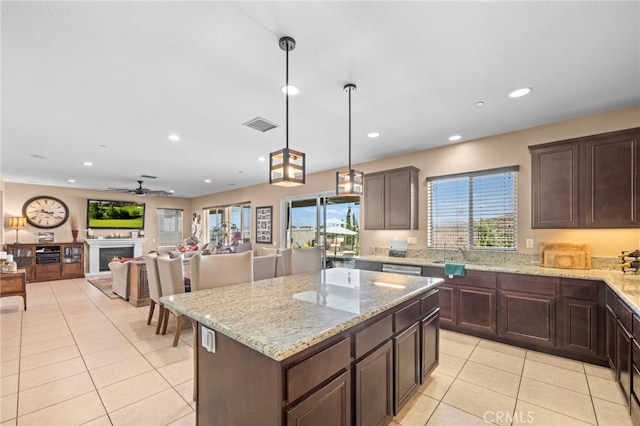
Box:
[427, 166, 518, 250]
[206, 203, 251, 246]
[157, 208, 183, 248]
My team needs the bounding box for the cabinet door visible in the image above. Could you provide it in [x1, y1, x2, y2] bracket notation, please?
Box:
[364, 173, 385, 230]
[606, 305, 618, 371]
[437, 284, 456, 327]
[585, 131, 640, 227]
[530, 142, 580, 228]
[457, 286, 496, 335]
[394, 322, 420, 414]
[355, 341, 393, 426]
[421, 310, 439, 382]
[498, 291, 556, 347]
[287, 370, 351, 426]
[561, 298, 598, 357]
[384, 168, 418, 230]
[617, 320, 632, 407]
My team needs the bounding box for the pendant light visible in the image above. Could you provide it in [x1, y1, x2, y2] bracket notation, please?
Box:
[336, 83, 364, 196]
[269, 36, 306, 187]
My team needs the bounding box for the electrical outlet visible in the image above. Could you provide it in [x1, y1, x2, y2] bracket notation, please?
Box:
[407, 237, 417, 245]
[526, 239, 534, 249]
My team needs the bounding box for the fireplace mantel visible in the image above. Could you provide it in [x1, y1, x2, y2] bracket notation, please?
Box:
[85, 238, 147, 275]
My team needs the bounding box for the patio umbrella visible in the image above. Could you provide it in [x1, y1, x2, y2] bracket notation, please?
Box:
[324, 226, 358, 255]
[326, 218, 346, 225]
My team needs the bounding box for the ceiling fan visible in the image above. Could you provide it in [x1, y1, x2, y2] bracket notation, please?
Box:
[107, 180, 173, 196]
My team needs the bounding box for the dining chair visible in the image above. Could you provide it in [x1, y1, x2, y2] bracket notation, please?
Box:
[253, 255, 277, 281]
[108, 261, 130, 300]
[189, 251, 253, 291]
[157, 256, 186, 347]
[279, 246, 323, 275]
[144, 253, 164, 334]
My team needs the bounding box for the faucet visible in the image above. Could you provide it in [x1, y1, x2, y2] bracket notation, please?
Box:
[456, 247, 468, 262]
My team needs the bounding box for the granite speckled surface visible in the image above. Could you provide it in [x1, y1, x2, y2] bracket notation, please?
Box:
[359, 255, 640, 316]
[160, 268, 442, 361]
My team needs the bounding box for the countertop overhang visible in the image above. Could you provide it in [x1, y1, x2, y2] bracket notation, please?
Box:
[160, 268, 442, 361]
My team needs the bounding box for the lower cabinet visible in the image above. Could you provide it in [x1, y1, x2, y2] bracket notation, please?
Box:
[617, 320, 633, 406]
[421, 309, 439, 381]
[607, 305, 618, 370]
[437, 284, 455, 327]
[457, 286, 496, 334]
[394, 323, 420, 413]
[287, 371, 351, 426]
[562, 298, 599, 357]
[355, 342, 393, 426]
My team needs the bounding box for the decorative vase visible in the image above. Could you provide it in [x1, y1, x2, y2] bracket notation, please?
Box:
[71, 230, 79, 243]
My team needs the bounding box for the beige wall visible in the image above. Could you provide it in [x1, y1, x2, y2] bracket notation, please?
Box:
[3, 105, 639, 259]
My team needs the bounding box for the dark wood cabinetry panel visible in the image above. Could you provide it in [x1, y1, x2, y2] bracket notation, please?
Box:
[355, 341, 393, 426]
[393, 322, 420, 414]
[421, 310, 439, 382]
[606, 305, 618, 371]
[530, 142, 580, 228]
[561, 298, 598, 357]
[457, 286, 496, 333]
[437, 284, 456, 327]
[585, 129, 640, 227]
[364, 166, 419, 230]
[617, 320, 633, 407]
[6, 243, 84, 282]
[530, 127, 640, 228]
[498, 290, 557, 347]
[287, 370, 351, 426]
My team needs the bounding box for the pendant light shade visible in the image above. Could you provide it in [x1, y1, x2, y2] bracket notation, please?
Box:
[336, 83, 363, 196]
[270, 36, 306, 186]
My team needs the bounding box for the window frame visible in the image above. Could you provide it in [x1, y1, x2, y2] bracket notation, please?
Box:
[156, 208, 184, 249]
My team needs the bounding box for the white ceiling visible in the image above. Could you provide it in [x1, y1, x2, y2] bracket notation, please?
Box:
[2, 1, 639, 198]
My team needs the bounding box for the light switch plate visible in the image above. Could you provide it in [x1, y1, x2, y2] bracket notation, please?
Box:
[407, 237, 417, 245]
[526, 239, 534, 249]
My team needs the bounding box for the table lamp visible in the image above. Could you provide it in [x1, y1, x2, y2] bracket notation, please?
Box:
[9, 216, 27, 244]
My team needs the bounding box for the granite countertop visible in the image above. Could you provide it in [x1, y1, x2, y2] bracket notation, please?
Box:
[160, 268, 442, 361]
[358, 255, 640, 315]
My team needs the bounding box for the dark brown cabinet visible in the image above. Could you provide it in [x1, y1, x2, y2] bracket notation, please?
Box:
[457, 286, 496, 334]
[497, 274, 558, 348]
[6, 243, 84, 282]
[355, 341, 393, 426]
[364, 166, 419, 230]
[287, 371, 351, 426]
[393, 323, 420, 413]
[560, 279, 603, 358]
[530, 127, 640, 228]
[421, 310, 439, 381]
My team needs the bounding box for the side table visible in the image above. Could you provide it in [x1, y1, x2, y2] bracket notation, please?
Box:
[0, 269, 27, 310]
[128, 261, 150, 307]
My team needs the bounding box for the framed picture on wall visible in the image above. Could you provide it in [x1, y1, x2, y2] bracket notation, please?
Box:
[255, 206, 272, 244]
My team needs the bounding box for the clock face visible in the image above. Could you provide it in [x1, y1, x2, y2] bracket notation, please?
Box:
[22, 196, 70, 229]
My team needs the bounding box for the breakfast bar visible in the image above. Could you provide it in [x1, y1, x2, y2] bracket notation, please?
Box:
[161, 268, 443, 426]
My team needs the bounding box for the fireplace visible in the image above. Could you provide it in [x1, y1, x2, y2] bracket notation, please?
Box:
[85, 238, 147, 275]
[99, 247, 134, 271]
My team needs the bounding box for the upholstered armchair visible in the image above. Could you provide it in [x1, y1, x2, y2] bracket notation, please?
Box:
[189, 251, 253, 291]
[253, 255, 278, 281]
[108, 261, 130, 300]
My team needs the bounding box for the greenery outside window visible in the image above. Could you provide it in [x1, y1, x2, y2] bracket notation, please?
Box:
[157, 208, 183, 249]
[427, 166, 518, 250]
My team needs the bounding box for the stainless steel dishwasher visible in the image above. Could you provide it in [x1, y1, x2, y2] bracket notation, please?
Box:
[381, 264, 422, 276]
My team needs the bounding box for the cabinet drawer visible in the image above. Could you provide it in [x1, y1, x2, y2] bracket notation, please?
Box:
[355, 315, 392, 360]
[561, 279, 599, 301]
[287, 338, 351, 403]
[0, 276, 25, 293]
[615, 297, 633, 332]
[420, 289, 439, 316]
[446, 270, 496, 289]
[35, 264, 61, 279]
[394, 300, 421, 333]
[498, 273, 557, 296]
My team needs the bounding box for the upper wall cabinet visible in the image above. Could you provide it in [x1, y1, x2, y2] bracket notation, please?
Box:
[364, 166, 419, 230]
[530, 127, 640, 228]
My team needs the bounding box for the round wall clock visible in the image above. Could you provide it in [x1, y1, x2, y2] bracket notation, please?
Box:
[22, 196, 70, 229]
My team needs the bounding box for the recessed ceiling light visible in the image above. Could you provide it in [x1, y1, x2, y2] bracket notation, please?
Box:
[367, 132, 380, 138]
[257, 156, 266, 162]
[448, 135, 462, 141]
[204, 179, 211, 183]
[281, 85, 300, 95]
[508, 87, 532, 98]
[68, 179, 76, 183]
[83, 161, 93, 166]
[475, 101, 485, 107]
[167, 134, 180, 142]
[169, 190, 175, 193]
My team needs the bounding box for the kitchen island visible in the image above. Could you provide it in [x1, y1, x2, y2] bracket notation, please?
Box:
[161, 267, 442, 426]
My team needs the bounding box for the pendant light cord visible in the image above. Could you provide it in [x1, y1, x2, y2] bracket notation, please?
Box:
[348, 86, 352, 170]
[285, 47, 289, 150]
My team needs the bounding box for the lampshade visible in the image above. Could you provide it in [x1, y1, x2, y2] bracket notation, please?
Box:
[336, 83, 364, 197]
[9, 217, 27, 228]
[269, 36, 306, 187]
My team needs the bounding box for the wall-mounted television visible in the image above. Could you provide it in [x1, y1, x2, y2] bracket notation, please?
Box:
[87, 199, 145, 229]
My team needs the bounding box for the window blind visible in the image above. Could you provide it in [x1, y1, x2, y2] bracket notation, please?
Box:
[157, 208, 183, 247]
[427, 166, 518, 250]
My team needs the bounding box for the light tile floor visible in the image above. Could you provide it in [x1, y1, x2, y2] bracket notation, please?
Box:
[0, 278, 635, 425]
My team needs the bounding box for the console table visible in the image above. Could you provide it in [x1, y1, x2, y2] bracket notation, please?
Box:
[0, 269, 27, 310]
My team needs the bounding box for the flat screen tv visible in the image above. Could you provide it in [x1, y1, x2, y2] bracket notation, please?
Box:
[87, 199, 145, 229]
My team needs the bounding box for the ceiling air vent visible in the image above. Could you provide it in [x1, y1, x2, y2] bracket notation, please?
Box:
[243, 117, 279, 133]
[140, 175, 157, 179]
